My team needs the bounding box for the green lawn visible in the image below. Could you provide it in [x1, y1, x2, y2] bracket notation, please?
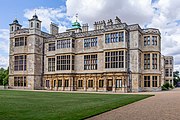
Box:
[0, 90, 153, 120]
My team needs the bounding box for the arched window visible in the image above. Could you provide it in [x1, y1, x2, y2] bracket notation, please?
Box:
[11, 26, 13, 31]
[17, 27, 19, 30]
[37, 23, 39, 28]
[31, 22, 33, 28]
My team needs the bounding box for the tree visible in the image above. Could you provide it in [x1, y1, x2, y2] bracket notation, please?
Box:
[0, 67, 9, 86]
[173, 71, 180, 86]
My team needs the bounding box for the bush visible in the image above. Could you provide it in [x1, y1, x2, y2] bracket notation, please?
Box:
[161, 86, 167, 91]
[163, 83, 170, 89]
[169, 84, 174, 89]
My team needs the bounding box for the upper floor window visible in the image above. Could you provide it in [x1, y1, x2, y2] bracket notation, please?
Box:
[165, 69, 169, 77]
[11, 26, 13, 31]
[56, 55, 73, 70]
[15, 37, 27, 47]
[144, 36, 150, 46]
[48, 43, 55, 51]
[165, 60, 168, 65]
[57, 39, 71, 49]
[144, 54, 150, 69]
[14, 55, 26, 71]
[84, 54, 97, 70]
[152, 54, 157, 69]
[105, 32, 124, 43]
[170, 60, 172, 65]
[152, 36, 157, 45]
[170, 69, 172, 77]
[48, 58, 55, 72]
[105, 51, 124, 69]
[84, 37, 97, 48]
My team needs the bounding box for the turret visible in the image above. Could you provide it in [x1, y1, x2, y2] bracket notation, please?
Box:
[9, 19, 22, 33]
[28, 13, 41, 34]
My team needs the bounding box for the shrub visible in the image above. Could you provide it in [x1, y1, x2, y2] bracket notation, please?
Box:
[161, 85, 167, 91]
[169, 84, 174, 89]
[163, 82, 170, 89]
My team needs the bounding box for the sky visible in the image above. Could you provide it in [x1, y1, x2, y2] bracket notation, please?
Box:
[0, 0, 180, 71]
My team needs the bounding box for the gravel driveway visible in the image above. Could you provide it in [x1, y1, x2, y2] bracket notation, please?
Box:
[87, 88, 180, 120]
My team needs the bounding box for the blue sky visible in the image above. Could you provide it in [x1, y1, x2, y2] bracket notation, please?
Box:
[0, 0, 66, 29]
[0, 0, 180, 71]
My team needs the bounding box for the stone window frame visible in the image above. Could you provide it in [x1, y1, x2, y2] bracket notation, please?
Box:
[165, 69, 169, 77]
[14, 37, 27, 47]
[84, 37, 98, 48]
[144, 76, 150, 87]
[48, 57, 55, 72]
[116, 79, 122, 88]
[57, 39, 71, 49]
[78, 80, 83, 88]
[84, 54, 97, 70]
[99, 80, 104, 88]
[105, 31, 124, 43]
[152, 36, 157, 46]
[65, 80, 69, 87]
[14, 55, 27, 71]
[46, 80, 50, 88]
[48, 42, 55, 51]
[88, 80, 93, 88]
[56, 55, 71, 71]
[152, 53, 157, 69]
[152, 76, 157, 87]
[14, 76, 26, 87]
[58, 80, 62, 87]
[105, 50, 124, 69]
[144, 54, 150, 70]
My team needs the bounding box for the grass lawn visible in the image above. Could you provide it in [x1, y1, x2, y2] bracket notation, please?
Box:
[0, 90, 153, 120]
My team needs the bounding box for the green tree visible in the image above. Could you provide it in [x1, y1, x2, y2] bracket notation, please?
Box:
[173, 71, 180, 86]
[0, 67, 9, 86]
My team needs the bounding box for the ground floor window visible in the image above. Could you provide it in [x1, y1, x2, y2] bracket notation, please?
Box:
[54, 80, 56, 87]
[58, 80, 62, 87]
[152, 76, 157, 87]
[88, 80, 93, 88]
[144, 76, 150, 87]
[116, 79, 122, 88]
[65, 80, 69, 87]
[46, 80, 50, 87]
[78, 80, 83, 87]
[14, 77, 26, 87]
[99, 80, 104, 88]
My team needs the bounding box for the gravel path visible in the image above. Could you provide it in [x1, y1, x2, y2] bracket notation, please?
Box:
[87, 88, 180, 120]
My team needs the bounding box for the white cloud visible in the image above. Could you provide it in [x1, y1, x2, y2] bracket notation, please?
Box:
[66, 0, 154, 28]
[24, 6, 69, 32]
[0, 54, 9, 69]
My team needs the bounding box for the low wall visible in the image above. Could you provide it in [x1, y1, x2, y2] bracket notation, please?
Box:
[0, 85, 8, 90]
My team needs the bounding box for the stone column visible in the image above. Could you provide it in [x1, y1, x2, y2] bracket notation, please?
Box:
[112, 76, 116, 92]
[84, 77, 87, 91]
[69, 77, 71, 91]
[56, 78, 58, 91]
[103, 76, 107, 91]
[62, 77, 64, 91]
[150, 75, 152, 88]
[94, 77, 97, 91]
[50, 78, 53, 90]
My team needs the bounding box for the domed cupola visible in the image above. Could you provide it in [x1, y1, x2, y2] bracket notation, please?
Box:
[72, 14, 81, 29]
[32, 14, 38, 20]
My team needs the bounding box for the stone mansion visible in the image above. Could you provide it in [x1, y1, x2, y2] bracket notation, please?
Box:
[9, 14, 174, 92]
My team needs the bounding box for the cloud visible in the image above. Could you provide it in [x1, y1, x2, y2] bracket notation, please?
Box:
[146, 0, 180, 71]
[0, 55, 9, 69]
[66, 0, 154, 28]
[24, 6, 70, 32]
[0, 29, 9, 68]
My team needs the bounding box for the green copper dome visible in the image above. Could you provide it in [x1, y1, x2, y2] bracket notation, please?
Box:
[72, 21, 81, 29]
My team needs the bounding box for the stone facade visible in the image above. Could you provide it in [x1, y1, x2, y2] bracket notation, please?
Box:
[9, 15, 174, 92]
